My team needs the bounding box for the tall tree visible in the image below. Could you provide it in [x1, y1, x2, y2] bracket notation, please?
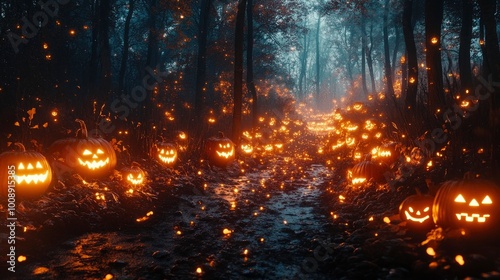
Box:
[232, 0, 247, 144]
[315, 13, 321, 103]
[366, 22, 376, 93]
[458, 0, 473, 94]
[99, 0, 112, 102]
[361, 15, 368, 95]
[246, 0, 258, 131]
[383, 0, 395, 97]
[119, 0, 135, 92]
[425, 0, 446, 114]
[194, 0, 212, 127]
[402, 0, 417, 110]
[477, 0, 500, 174]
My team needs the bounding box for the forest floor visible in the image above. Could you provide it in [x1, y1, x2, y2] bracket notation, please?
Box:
[1, 113, 500, 279]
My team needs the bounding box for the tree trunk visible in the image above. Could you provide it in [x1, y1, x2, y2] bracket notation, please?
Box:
[477, 0, 500, 176]
[97, 0, 112, 106]
[315, 14, 321, 104]
[458, 0, 473, 94]
[298, 18, 308, 100]
[246, 0, 258, 131]
[194, 0, 211, 126]
[119, 0, 135, 92]
[232, 0, 246, 145]
[383, 0, 395, 97]
[366, 22, 376, 93]
[361, 15, 368, 96]
[88, 0, 99, 97]
[425, 0, 446, 113]
[391, 23, 401, 80]
[403, 0, 417, 110]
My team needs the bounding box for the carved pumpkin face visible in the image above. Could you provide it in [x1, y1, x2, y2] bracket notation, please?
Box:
[0, 143, 52, 199]
[376, 142, 399, 165]
[433, 176, 500, 231]
[48, 119, 117, 178]
[240, 143, 254, 155]
[348, 155, 385, 185]
[122, 165, 146, 186]
[151, 142, 177, 167]
[204, 132, 235, 167]
[399, 194, 434, 230]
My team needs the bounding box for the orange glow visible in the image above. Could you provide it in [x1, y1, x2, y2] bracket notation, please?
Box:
[431, 37, 439, 44]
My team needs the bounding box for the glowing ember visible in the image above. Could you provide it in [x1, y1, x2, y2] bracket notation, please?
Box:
[426, 247, 436, 257]
[455, 255, 465, 266]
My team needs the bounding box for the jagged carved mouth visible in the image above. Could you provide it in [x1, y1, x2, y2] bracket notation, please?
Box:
[216, 148, 234, 159]
[15, 171, 50, 184]
[456, 213, 490, 223]
[78, 157, 110, 170]
[159, 154, 176, 164]
[405, 211, 430, 223]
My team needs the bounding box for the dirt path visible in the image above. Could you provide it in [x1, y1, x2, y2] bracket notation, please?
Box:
[10, 160, 334, 279]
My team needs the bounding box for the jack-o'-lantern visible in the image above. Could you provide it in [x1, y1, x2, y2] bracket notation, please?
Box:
[240, 142, 254, 155]
[348, 155, 386, 185]
[122, 162, 146, 187]
[0, 143, 52, 199]
[204, 132, 235, 167]
[151, 142, 177, 167]
[399, 193, 434, 230]
[376, 142, 400, 165]
[49, 119, 117, 178]
[433, 173, 500, 232]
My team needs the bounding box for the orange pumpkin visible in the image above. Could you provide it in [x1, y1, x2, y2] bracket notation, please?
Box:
[204, 132, 235, 167]
[49, 119, 117, 178]
[0, 143, 52, 199]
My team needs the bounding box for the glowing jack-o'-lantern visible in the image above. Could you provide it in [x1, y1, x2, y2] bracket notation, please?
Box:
[348, 155, 385, 185]
[399, 193, 434, 230]
[204, 132, 235, 167]
[122, 163, 146, 187]
[0, 143, 52, 199]
[433, 174, 500, 231]
[376, 142, 400, 165]
[49, 119, 116, 178]
[151, 142, 177, 167]
[240, 142, 254, 155]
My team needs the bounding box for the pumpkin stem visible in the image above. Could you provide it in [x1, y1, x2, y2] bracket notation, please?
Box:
[13, 142, 26, 152]
[131, 161, 141, 167]
[75, 119, 88, 139]
[363, 153, 372, 161]
[218, 131, 225, 138]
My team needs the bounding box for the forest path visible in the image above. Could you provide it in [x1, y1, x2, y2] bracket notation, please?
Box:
[11, 159, 335, 279]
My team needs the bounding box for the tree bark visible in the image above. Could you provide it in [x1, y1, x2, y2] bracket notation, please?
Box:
[383, 0, 395, 97]
[425, 0, 446, 113]
[315, 14, 321, 104]
[232, 0, 246, 145]
[298, 18, 308, 100]
[99, 0, 112, 103]
[246, 0, 258, 131]
[361, 15, 368, 96]
[403, 0, 417, 110]
[366, 22, 376, 93]
[119, 0, 135, 92]
[458, 0, 473, 94]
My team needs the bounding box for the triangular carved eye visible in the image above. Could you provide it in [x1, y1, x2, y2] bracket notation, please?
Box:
[83, 149, 92, 155]
[36, 161, 43, 168]
[160, 149, 165, 154]
[18, 163, 25, 170]
[408, 207, 414, 213]
[27, 163, 34, 170]
[423, 207, 430, 212]
[454, 194, 466, 203]
[482, 196, 493, 204]
[97, 149, 104, 154]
